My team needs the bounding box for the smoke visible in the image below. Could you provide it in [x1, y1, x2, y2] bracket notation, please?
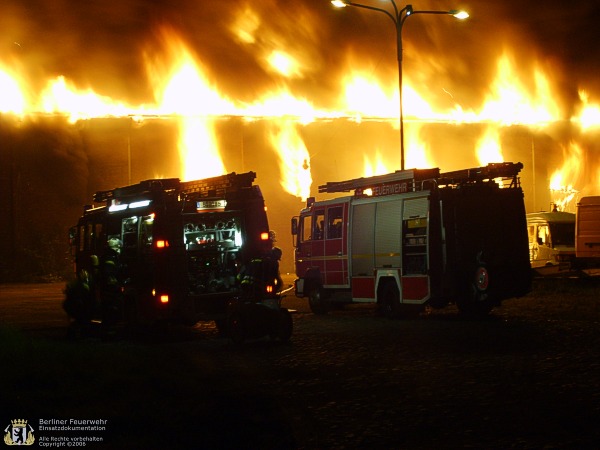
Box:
[2, 0, 599, 109]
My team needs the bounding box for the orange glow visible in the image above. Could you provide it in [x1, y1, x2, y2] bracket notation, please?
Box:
[260, 232, 270, 241]
[155, 240, 169, 248]
[159, 294, 169, 304]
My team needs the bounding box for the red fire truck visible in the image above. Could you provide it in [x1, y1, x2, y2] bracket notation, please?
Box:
[291, 162, 532, 316]
[68, 172, 278, 329]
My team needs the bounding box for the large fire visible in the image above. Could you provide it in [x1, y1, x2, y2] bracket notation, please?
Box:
[1, 4, 599, 205]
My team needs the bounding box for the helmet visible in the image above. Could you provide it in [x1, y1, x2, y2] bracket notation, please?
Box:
[108, 238, 122, 253]
[90, 255, 99, 267]
[271, 246, 282, 261]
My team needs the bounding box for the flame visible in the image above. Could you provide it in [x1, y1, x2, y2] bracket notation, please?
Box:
[0, 66, 26, 114]
[268, 120, 312, 200]
[576, 90, 600, 130]
[267, 51, 301, 78]
[244, 89, 321, 124]
[147, 30, 230, 179]
[178, 117, 225, 181]
[363, 150, 389, 177]
[2, 15, 600, 204]
[41, 76, 133, 123]
[476, 128, 504, 166]
[549, 142, 584, 212]
[343, 72, 396, 119]
[476, 53, 560, 125]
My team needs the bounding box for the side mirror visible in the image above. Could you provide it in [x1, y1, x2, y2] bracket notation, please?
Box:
[68, 226, 77, 257]
[291, 217, 299, 248]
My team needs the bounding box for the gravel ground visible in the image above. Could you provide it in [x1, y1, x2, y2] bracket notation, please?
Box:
[1, 276, 599, 449]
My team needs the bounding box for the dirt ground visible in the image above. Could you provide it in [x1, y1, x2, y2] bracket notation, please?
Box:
[1, 276, 600, 449]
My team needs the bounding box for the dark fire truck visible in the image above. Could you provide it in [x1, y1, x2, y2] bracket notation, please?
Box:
[291, 162, 532, 316]
[68, 171, 278, 329]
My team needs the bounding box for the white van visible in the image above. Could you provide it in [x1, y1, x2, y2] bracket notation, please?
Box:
[526, 211, 575, 274]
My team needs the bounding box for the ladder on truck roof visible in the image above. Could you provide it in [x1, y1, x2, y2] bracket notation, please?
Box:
[319, 167, 440, 194]
[93, 172, 256, 203]
[438, 162, 523, 187]
[318, 162, 523, 195]
[179, 171, 256, 198]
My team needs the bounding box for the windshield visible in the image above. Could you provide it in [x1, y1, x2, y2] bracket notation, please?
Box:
[549, 222, 575, 246]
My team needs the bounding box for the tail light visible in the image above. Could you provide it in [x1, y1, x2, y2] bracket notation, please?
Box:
[260, 232, 269, 241]
[152, 289, 170, 304]
[155, 239, 169, 248]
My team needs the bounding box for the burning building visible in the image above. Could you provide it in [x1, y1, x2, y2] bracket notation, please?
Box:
[0, 0, 599, 279]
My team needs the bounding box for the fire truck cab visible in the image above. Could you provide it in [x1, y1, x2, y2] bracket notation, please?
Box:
[291, 163, 532, 316]
[69, 172, 274, 327]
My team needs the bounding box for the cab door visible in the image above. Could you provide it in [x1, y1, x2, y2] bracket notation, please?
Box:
[534, 224, 553, 266]
[295, 210, 325, 280]
[324, 204, 348, 286]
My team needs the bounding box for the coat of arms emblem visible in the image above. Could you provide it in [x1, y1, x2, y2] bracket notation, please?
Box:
[3, 419, 35, 446]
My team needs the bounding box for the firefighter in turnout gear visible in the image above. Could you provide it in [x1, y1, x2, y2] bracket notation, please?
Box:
[99, 238, 123, 327]
[270, 246, 284, 293]
[63, 252, 101, 337]
[237, 247, 283, 299]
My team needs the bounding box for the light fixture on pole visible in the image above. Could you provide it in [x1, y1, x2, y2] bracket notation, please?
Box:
[332, 1, 469, 170]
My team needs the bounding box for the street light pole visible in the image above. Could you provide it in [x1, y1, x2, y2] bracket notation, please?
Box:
[332, 1, 468, 170]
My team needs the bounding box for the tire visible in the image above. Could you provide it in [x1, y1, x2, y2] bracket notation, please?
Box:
[377, 281, 401, 319]
[123, 294, 139, 326]
[214, 319, 228, 337]
[457, 263, 494, 316]
[308, 286, 329, 315]
[228, 313, 245, 345]
[276, 308, 293, 342]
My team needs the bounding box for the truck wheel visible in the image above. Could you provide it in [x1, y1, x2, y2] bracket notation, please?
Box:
[123, 294, 139, 326]
[378, 281, 401, 319]
[276, 308, 293, 342]
[457, 263, 493, 316]
[214, 319, 228, 337]
[308, 286, 329, 315]
[228, 313, 245, 345]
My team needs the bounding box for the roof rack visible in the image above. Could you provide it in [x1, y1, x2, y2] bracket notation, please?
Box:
[93, 178, 180, 203]
[180, 171, 256, 198]
[438, 162, 523, 187]
[317, 162, 524, 196]
[319, 168, 440, 194]
[93, 172, 257, 204]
